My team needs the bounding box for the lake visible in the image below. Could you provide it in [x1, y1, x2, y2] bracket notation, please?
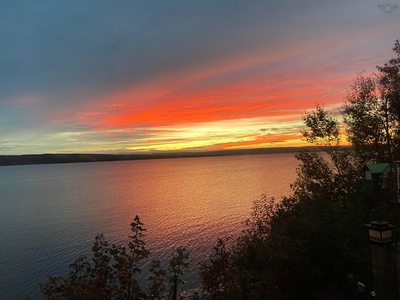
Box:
[0, 153, 299, 299]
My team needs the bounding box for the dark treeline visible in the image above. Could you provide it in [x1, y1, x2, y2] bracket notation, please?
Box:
[0, 147, 319, 166]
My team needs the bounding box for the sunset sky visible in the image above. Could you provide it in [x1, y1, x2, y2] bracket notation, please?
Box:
[1, 0, 399, 154]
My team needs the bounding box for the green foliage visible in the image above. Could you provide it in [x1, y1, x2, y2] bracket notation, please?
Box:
[41, 216, 190, 300]
[199, 190, 384, 299]
[301, 104, 341, 148]
[341, 40, 400, 164]
[199, 238, 236, 300]
[168, 247, 190, 300]
[147, 260, 167, 299]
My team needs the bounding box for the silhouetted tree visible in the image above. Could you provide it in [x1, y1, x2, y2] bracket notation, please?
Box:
[199, 238, 236, 300]
[147, 260, 167, 300]
[342, 40, 400, 164]
[168, 247, 189, 300]
[199, 40, 400, 299]
[41, 216, 191, 300]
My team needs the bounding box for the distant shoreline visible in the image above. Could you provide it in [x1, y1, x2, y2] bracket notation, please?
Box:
[0, 146, 324, 166]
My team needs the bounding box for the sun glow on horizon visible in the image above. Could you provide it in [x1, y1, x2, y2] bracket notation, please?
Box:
[1, 1, 396, 155]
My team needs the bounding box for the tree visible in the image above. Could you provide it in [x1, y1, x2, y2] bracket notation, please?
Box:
[298, 104, 360, 206]
[341, 40, 400, 164]
[40, 217, 190, 300]
[147, 260, 167, 300]
[301, 104, 341, 149]
[199, 238, 236, 300]
[168, 247, 189, 300]
[198, 40, 400, 299]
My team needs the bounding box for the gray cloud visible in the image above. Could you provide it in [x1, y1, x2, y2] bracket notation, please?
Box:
[1, 1, 271, 100]
[1, 0, 382, 104]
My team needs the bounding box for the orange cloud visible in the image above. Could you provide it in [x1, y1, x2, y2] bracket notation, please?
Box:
[41, 32, 369, 153]
[207, 133, 304, 151]
[76, 66, 352, 133]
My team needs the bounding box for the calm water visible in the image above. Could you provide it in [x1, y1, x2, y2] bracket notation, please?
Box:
[0, 153, 299, 299]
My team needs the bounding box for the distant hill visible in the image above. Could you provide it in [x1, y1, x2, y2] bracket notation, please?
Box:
[0, 147, 322, 166]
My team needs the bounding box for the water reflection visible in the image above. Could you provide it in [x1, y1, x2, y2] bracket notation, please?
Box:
[0, 153, 298, 299]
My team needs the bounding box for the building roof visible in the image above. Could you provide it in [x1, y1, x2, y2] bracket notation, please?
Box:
[365, 163, 390, 173]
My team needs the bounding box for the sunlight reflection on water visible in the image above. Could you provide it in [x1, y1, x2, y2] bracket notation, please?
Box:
[0, 153, 298, 299]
